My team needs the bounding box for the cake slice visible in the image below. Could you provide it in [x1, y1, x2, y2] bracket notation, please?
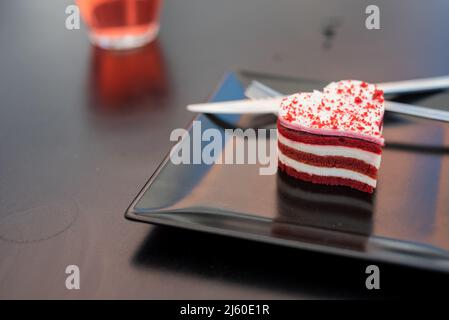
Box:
[277, 80, 385, 193]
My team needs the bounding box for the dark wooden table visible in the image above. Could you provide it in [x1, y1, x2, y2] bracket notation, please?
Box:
[1, 0, 449, 299]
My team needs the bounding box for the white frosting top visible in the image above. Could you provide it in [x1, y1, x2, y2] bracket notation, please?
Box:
[279, 80, 385, 145]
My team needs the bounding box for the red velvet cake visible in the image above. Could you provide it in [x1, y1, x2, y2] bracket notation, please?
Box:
[277, 80, 385, 193]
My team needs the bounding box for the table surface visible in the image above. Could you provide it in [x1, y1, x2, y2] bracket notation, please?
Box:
[1, 0, 449, 299]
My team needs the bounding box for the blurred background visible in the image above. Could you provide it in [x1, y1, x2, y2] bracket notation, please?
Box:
[1, 0, 449, 299]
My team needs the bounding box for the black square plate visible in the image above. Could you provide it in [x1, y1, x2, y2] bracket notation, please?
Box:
[126, 71, 449, 273]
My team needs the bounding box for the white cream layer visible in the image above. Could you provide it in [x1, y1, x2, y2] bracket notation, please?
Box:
[278, 151, 377, 188]
[278, 133, 381, 169]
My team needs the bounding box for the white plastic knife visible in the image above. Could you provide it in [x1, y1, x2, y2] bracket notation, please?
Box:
[187, 76, 449, 122]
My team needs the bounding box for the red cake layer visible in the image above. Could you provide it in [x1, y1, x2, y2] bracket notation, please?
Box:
[278, 142, 378, 179]
[278, 161, 374, 193]
[277, 120, 382, 154]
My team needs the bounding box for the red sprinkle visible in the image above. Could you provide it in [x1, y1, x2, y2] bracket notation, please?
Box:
[373, 89, 384, 102]
[279, 80, 384, 141]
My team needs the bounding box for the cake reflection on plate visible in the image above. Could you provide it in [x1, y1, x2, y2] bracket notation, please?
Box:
[272, 170, 374, 251]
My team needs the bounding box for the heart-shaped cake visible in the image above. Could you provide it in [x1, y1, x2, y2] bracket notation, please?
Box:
[277, 80, 385, 193]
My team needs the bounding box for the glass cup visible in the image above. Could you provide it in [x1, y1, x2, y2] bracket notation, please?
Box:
[77, 0, 162, 50]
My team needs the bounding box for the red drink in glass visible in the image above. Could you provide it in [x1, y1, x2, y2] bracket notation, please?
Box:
[77, 0, 162, 50]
